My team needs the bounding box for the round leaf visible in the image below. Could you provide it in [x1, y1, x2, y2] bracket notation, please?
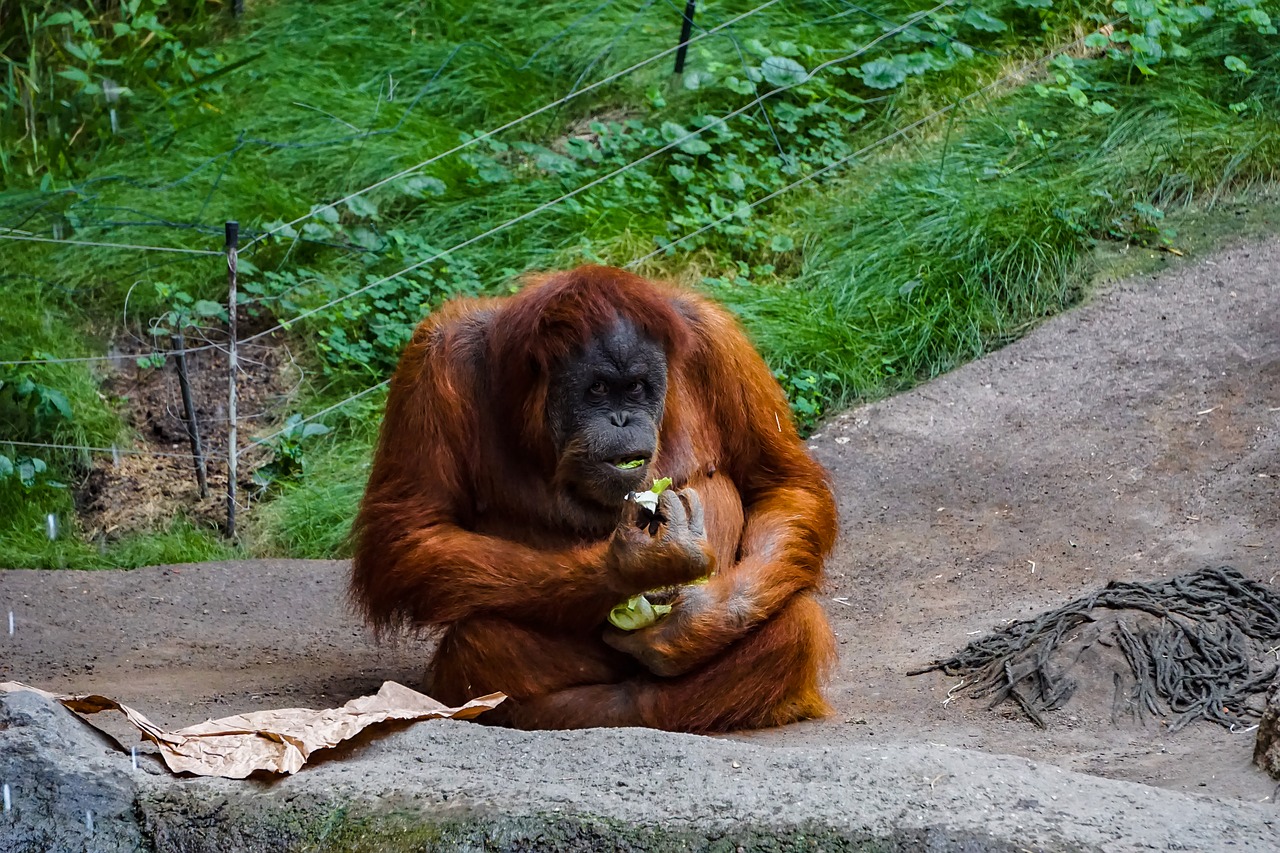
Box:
[678, 137, 712, 156]
[860, 58, 907, 90]
[669, 164, 695, 184]
[682, 69, 715, 90]
[761, 56, 808, 87]
[42, 389, 73, 421]
[310, 204, 341, 225]
[961, 8, 1008, 32]
[344, 195, 380, 219]
[401, 175, 447, 197]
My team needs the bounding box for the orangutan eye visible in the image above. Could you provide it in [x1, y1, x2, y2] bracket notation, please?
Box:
[626, 381, 645, 400]
[587, 381, 608, 399]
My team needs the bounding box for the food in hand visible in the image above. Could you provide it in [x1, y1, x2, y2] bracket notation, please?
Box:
[608, 594, 673, 631]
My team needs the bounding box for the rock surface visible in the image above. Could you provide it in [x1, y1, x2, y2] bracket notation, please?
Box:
[0, 690, 142, 853]
[1254, 678, 1280, 778]
[2, 688, 1279, 852]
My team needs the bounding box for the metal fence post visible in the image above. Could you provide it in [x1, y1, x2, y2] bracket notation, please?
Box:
[225, 221, 239, 538]
[674, 1, 697, 74]
[171, 332, 208, 498]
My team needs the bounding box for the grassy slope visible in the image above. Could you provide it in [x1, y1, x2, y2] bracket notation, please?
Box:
[738, 48, 1280, 397]
[1, 1, 1278, 565]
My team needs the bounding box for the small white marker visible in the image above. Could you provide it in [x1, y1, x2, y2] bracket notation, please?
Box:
[131, 746, 138, 770]
[3, 782, 10, 812]
[111, 445, 121, 467]
[45, 513, 58, 541]
[7, 611, 12, 635]
[85, 809, 94, 833]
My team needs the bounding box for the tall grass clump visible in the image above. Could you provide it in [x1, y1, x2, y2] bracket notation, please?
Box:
[735, 25, 1280, 405]
[248, 428, 376, 558]
[0, 0, 227, 181]
[0, 485, 231, 568]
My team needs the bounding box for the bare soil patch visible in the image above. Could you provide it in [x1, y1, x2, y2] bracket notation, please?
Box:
[1, 236, 1278, 813]
[74, 328, 298, 540]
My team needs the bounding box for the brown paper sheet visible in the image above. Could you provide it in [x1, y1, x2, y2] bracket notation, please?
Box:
[0, 680, 504, 778]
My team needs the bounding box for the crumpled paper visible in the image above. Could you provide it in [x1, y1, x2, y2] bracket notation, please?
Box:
[0, 680, 504, 778]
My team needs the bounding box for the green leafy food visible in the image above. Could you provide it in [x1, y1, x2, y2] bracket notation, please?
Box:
[608, 594, 673, 631]
[629, 476, 674, 513]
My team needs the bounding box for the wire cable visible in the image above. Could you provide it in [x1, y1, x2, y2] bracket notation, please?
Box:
[0, 233, 222, 255]
[0, 439, 204, 460]
[234, 0, 955, 351]
[239, 0, 786, 251]
[254, 18, 1123, 454]
[237, 379, 388, 456]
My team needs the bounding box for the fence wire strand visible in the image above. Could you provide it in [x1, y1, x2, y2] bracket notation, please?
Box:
[0, 439, 205, 461]
[4, 18, 1122, 477]
[0, 233, 222, 255]
[227, 18, 1118, 461]
[240, 0, 786, 251]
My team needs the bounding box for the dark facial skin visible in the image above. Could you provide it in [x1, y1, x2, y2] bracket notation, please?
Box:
[546, 319, 668, 511]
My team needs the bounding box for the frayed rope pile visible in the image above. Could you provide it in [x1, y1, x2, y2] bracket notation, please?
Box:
[910, 566, 1280, 731]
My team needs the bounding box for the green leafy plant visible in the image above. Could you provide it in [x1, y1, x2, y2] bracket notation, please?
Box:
[773, 368, 839, 434]
[136, 282, 229, 368]
[1114, 201, 1179, 247]
[0, 0, 235, 179]
[0, 372, 74, 435]
[251, 414, 332, 490]
[243, 224, 485, 378]
[0, 453, 64, 489]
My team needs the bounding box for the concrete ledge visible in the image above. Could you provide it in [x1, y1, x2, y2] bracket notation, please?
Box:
[3, 691, 1276, 852]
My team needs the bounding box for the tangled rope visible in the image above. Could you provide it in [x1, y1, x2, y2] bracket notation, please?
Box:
[910, 566, 1280, 731]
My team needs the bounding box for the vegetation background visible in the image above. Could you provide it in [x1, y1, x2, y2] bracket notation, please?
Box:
[1, 0, 1277, 568]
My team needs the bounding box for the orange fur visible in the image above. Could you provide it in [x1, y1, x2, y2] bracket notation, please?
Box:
[351, 265, 837, 732]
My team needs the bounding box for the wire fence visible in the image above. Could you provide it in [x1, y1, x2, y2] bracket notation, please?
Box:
[0, 233, 223, 255]
[0, 6, 1122, 538]
[238, 0, 788, 252]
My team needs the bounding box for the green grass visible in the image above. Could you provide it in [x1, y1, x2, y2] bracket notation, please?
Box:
[2, 1, 1279, 567]
[731, 34, 1280, 404]
[1, 0, 1057, 319]
[0, 485, 231, 568]
[248, 429, 376, 558]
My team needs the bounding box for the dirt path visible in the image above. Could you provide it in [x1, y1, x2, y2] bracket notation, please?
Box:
[2, 237, 1278, 811]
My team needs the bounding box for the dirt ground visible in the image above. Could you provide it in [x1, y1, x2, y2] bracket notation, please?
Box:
[75, 326, 297, 540]
[1, 236, 1278, 811]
